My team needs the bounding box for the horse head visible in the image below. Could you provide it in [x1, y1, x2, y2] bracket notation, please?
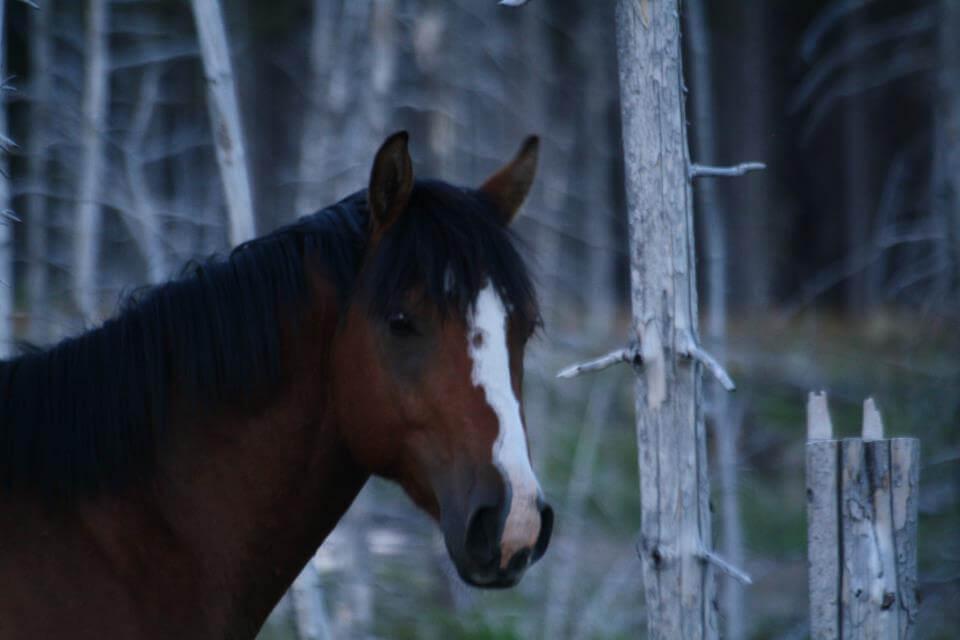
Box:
[332, 132, 553, 588]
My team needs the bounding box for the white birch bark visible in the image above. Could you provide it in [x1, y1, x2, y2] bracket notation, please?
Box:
[685, 1, 746, 637]
[615, 1, 717, 637]
[25, 3, 51, 343]
[190, 0, 256, 245]
[0, 0, 13, 358]
[72, 0, 110, 321]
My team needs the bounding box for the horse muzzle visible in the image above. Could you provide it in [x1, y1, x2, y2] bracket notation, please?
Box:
[440, 473, 554, 589]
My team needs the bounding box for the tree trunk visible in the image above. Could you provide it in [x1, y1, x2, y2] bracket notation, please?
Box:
[25, 3, 52, 343]
[294, 0, 339, 217]
[581, 1, 617, 336]
[190, 0, 256, 245]
[615, 1, 718, 637]
[685, 1, 746, 638]
[933, 0, 960, 295]
[842, 14, 873, 311]
[732, 1, 773, 311]
[0, 0, 12, 358]
[289, 561, 333, 640]
[72, 0, 110, 321]
[541, 379, 617, 640]
[124, 65, 168, 284]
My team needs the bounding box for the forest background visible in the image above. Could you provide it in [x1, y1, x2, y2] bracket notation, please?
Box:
[1, 0, 958, 638]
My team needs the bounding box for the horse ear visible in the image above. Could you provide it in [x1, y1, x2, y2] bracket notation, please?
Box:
[479, 135, 539, 225]
[368, 131, 415, 233]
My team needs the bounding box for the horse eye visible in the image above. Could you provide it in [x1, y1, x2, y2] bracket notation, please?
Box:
[387, 312, 418, 337]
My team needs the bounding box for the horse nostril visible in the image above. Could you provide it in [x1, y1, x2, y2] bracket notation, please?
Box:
[532, 502, 554, 563]
[465, 505, 501, 567]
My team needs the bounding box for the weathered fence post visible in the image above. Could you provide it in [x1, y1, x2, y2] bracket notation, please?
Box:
[805, 393, 920, 639]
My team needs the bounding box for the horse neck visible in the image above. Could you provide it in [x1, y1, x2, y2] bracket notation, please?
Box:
[91, 287, 368, 635]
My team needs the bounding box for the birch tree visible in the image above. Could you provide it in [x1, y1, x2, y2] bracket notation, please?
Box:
[190, 0, 256, 245]
[73, 0, 109, 321]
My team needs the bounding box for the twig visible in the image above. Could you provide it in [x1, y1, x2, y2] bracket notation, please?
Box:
[698, 548, 753, 585]
[681, 343, 736, 391]
[800, 49, 934, 142]
[498, 0, 531, 5]
[800, 0, 876, 62]
[557, 344, 640, 379]
[689, 162, 765, 179]
[18, 0, 41, 8]
[1, 209, 21, 223]
[789, 7, 935, 113]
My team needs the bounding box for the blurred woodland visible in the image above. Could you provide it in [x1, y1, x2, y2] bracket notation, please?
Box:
[1, 0, 958, 638]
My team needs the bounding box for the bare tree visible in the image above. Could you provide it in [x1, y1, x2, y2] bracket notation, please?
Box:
[25, 2, 52, 343]
[0, 0, 13, 358]
[611, 0, 742, 635]
[190, 0, 256, 245]
[72, 0, 110, 321]
[933, 0, 960, 294]
[120, 64, 169, 283]
[841, 12, 874, 310]
[685, 1, 747, 637]
[293, 0, 342, 217]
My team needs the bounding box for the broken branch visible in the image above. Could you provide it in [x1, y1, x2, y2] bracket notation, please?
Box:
[557, 344, 640, 379]
[689, 162, 766, 179]
[698, 548, 754, 586]
[681, 343, 736, 391]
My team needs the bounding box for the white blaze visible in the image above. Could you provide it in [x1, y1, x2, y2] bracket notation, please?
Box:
[467, 282, 541, 566]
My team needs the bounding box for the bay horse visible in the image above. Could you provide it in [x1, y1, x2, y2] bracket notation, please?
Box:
[0, 132, 552, 639]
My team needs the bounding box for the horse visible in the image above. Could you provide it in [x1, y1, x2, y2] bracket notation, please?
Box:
[0, 132, 553, 639]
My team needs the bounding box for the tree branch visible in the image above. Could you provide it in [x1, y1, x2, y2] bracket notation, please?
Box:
[698, 548, 754, 586]
[689, 162, 766, 179]
[681, 342, 736, 391]
[556, 344, 641, 379]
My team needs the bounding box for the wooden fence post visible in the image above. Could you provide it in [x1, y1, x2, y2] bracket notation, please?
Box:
[805, 393, 920, 639]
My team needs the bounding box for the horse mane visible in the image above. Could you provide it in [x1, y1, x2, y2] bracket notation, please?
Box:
[0, 180, 538, 496]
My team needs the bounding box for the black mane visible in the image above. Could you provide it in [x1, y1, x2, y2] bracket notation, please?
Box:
[0, 180, 537, 496]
